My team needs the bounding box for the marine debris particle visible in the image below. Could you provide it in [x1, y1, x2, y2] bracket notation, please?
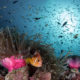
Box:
[33, 16, 46, 21]
[61, 41, 63, 44]
[8, 12, 11, 15]
[2, 6, 7, 9]
[57, 22, 61, 25]
[61, 50, 64, 54]
[3, 20, 12, 23]
[58, 35, 63, 38]
[45, 24, 48, 27]
[13, 0, 18, 4]
[24, 26, 27, 28]
[73, 34, 78, 39]
[62, 21, 67, 27]
[0, 16, 3, 18]
[28, 5, 32, 9]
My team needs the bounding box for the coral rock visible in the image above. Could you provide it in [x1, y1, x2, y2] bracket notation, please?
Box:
[0, 76, 4, 80]
[30, 72, 51, 80]
[5, 66, 28, 80]
[72, 74, 80, 80]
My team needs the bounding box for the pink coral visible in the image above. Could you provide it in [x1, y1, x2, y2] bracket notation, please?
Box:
[1, 56, 26, 72]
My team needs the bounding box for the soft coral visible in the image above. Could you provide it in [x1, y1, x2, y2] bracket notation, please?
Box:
[1, 56, 26, 72]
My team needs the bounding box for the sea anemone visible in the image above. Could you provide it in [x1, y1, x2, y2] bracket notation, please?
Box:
[1, 56, 26, 72]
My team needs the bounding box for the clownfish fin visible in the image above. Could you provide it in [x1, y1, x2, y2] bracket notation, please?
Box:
[25, 58, 30, 64]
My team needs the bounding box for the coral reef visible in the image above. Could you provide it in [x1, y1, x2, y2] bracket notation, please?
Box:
[0, 27, 75, 80]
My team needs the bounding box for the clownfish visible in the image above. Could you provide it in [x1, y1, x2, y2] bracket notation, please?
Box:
[25, 51, 42, 67]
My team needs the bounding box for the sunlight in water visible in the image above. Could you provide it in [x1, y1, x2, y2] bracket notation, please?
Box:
[60, 10, 77, 33]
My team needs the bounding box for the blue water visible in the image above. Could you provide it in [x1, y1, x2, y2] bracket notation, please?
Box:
[0, 0, 80, 57]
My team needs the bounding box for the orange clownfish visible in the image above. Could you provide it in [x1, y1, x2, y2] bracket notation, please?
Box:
[25, 51, 42, 67]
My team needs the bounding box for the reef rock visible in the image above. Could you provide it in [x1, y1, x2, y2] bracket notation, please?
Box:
[72, 74, 80, 80]
[0, 76, 4, 80]
[30, 72, 51, 80]
[5, 66, 28, 80]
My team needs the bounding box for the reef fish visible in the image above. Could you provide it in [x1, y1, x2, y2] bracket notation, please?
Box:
[1, 51, 42, 72]
[73, 34, 78, 39]
[62, 21, 67, 27]
[33, 16, 46, 21]
[25, 51, 42, 67]
[67, 55, 80, 69]
[34, 17, 41, 20]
